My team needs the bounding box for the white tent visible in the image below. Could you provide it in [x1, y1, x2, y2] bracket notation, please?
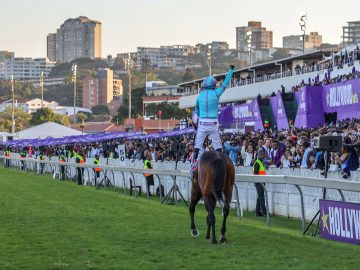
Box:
[0, 132, 12, 142]
[15, 122, 82, 140]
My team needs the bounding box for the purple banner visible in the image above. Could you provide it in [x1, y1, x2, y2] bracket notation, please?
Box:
[294, 86, 324, 128]
[322, 79, 360, 120]
[232, 98, 264, 131]
[218, 105, 234, 128]
[319, 199, 360, 245]
[3, 128, 196, 148]
[270, 93, 289, 130]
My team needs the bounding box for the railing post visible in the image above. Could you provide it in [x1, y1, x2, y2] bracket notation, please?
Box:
[261, 183, 271, 226]
[295, 185, 305, 232]
[155, 175, 162, 203]
[337, 189, 345, 202]
[233, 183, 241, 219]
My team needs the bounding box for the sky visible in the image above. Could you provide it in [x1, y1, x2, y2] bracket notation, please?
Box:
[1, 0, 359, 58]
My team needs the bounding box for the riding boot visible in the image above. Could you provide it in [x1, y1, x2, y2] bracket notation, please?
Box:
[191, 148, 200, 173]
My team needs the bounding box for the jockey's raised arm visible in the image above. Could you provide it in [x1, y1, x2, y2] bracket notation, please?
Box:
[215, 65, 235, 97]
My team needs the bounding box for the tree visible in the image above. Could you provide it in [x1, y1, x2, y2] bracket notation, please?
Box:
[91, 105, 110, 115]
[0, 80, 38, 100]
[29, 108, 63, 126]
[76, 112, 87, 123]
[182, 68, 195, 82]
[146, 103, 191, 119]
[122, 87, 146, 118]
[112, 105, 129, 125]
[271, 48, 292, 60]
[0, 107, 31, 132]
[112, 57, 125, 70]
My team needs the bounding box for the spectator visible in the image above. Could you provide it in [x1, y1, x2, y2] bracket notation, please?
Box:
[224, 140, 240, 164]
[253, 149, 267, 217]
[243, 144, 255, 167]
[270, 140, 285, 168]
[300, 141, 312, 168]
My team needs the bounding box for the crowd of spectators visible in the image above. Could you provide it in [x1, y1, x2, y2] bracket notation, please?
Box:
[2, 118, 360, 179]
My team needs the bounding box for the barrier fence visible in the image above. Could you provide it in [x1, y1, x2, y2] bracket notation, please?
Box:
[1, 156, 360, 232]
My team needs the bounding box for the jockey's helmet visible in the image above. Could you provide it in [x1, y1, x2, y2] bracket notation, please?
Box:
[202, 76, 217, 89]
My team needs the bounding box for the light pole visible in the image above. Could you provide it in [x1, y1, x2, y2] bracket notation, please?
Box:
[72, 63, 77, 126]
[207, 44, 212, 76]
[40, 71, 44, 108]
[158, 110, 162, 131]
[126, 53, 133, 124]
[143, 53, 149, 90]
[14, 117, 22, 131]
[299, 14, 307, 53]
[11, 75, 15, 134]
[246, 31, 253, 66]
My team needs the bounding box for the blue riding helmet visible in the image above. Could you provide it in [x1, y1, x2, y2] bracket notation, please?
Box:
[202, 76, 217, 89]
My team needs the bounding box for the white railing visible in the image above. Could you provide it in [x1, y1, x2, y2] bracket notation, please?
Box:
[2, 156, 360, 232]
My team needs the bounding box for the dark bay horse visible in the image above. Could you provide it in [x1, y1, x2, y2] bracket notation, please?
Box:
[189, 151, 235, 244]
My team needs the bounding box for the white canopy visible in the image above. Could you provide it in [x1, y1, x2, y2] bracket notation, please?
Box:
[15, 122, 82, 140]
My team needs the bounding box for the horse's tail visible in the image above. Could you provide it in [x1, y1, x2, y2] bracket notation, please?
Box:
[211, 156, 226, 208]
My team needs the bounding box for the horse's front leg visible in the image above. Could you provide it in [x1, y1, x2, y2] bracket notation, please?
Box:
[189, 181, 202, 238]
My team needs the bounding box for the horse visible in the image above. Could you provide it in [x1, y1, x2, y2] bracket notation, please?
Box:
[189, 150, 235, 244]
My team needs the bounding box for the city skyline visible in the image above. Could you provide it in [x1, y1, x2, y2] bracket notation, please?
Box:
[1, 0, 360, 58]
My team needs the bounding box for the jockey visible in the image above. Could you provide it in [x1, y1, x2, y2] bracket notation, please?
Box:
[191, 65, 234, 172]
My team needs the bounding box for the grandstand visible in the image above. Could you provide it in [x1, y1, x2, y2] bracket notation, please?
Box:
[178, 46, 360, 130]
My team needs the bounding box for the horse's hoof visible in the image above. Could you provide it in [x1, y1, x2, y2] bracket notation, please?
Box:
[205, 234, 210, 240]
[211, 239, 218, 244]
[219, 235, 228, 244]
[191, 229, 199, 238]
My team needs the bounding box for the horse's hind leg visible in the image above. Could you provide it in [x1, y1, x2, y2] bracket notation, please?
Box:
[219, 200, 230, 244]
[220, 172, 234, 244]
[205, 196, 217, 244]
[189, 182, 202, 238]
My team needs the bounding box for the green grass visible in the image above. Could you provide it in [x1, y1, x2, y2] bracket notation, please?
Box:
[0, 168, 359, 270]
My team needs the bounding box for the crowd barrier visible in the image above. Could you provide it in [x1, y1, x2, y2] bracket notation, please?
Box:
[1, 155, 360, 231]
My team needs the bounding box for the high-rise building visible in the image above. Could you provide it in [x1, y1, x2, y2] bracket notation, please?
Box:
[160, 45, 195, 57]
[117, 52, 137, 61]
[210, 41, 229, 53]
[236, 21, 273, 52]
[342, 21, 360, 45]
[47, 33, 57, 62]
[283, 32, 322, 51]
[0, 58, 55, 80]
[98, 68, 113, 105]
[82, 69, 115, 109]
[82, 77, 99, 109]
[137, 47, 162, 68]
[56, 16, 102, 63]
[113, 79, 123, 97]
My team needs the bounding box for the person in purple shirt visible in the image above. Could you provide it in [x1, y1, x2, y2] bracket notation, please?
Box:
[270, 140, 285, 168]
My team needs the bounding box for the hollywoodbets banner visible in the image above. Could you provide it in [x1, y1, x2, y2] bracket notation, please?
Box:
[218, 98, 264, 131]
[270, 93, 289, 130]
[322, 79, 360, 120]
[232, 98, 264, 131]
[319, 199, 360, 245]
